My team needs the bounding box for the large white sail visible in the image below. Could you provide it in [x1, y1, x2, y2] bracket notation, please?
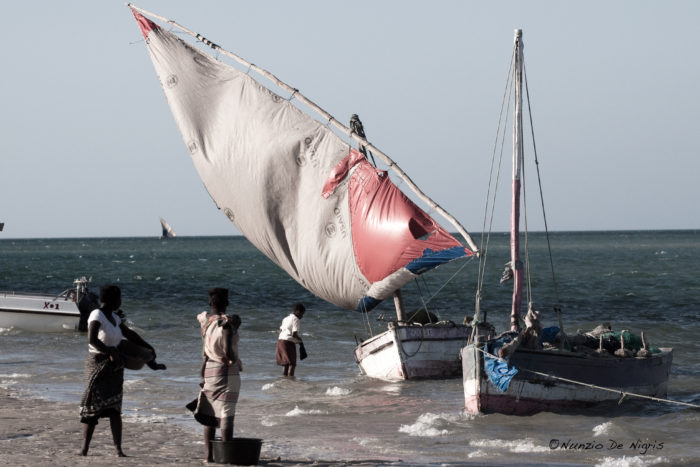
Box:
[131, 8, 473, 311]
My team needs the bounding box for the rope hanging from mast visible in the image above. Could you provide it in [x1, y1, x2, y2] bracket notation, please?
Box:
[472, 46, 516, 329]
[523, 62, 566, 343]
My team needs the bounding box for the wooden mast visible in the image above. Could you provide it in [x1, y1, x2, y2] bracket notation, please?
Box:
[510, 30, 524, 332]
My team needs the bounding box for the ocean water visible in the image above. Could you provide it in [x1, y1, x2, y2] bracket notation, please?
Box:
[1, 231, 699, 466]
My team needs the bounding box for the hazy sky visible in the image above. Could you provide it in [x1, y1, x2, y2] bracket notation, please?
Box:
[1, 1, 698, 239]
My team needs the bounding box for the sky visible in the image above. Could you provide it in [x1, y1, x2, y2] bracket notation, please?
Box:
[1, 1, 698, 239]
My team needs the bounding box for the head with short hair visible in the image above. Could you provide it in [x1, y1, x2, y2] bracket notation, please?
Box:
[293, 302, 305, 318]
[208, 287, 229, 309]
[99, 285, 121, 308]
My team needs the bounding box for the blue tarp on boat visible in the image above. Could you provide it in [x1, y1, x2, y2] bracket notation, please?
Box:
[484, 335, 519, 392]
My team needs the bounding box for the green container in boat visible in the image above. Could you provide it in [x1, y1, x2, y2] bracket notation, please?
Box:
[211, 437, 262, 465]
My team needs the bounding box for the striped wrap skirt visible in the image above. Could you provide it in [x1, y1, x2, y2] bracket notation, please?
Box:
[187, 359, 240, 430]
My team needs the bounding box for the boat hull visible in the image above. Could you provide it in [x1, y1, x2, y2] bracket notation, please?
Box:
[354, 323, 471, 381]
[461, 344, 673, 415]
[0, 293, 81, 332]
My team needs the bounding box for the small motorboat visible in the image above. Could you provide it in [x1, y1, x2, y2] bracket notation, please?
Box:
[0, 277, 97, 332]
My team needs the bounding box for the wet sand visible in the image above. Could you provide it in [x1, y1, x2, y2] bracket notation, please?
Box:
[0, 390, 405, 466]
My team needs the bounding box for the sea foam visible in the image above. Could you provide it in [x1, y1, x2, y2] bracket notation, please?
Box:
[398, 413, 449, 437]
[593, 421, 615, 437]
[285, 405, 327, 417]
[596, 455, 668, 467]
[325, 386, 351, 396]
[470, 438, 549, 453]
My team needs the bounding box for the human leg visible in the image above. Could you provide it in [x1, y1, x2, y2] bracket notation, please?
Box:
[80, 422, 96, 456]
[204, 426, 215, 462]
[108, 412, 126, 457]
[277, 340, 297, 376]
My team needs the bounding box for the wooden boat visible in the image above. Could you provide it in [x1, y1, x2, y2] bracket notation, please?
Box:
[129, 4, 481, 380]
[0, 277, 94, 332]
[460, 30, 672, 415]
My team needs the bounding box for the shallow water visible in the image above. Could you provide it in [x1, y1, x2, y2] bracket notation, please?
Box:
[1, 231, 699, 465]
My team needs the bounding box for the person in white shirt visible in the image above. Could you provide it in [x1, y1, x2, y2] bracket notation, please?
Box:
[79, 285, 162, 457]
[275, 303, 306, 377]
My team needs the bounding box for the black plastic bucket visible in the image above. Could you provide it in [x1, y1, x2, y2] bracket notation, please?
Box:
[211, 437, 262, 465]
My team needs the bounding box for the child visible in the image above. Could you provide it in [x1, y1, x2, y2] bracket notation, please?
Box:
[275, 303, 305, 377]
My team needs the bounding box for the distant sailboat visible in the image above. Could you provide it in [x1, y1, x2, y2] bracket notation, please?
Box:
[129, 5, 482, 381]
[159, 217, 176, 239]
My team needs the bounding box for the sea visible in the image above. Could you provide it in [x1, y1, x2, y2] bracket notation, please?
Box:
[1, 231, 699, 466]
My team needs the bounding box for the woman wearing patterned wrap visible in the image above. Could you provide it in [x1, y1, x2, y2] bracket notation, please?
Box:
[187, 287, 242, 463]
[79, 285, 162, 457]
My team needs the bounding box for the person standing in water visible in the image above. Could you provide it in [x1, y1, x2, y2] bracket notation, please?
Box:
[187, 287, 242, 463]
[275, 303, 306, 377]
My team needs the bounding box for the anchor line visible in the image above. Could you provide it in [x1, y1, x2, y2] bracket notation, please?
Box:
[474, 347, 700, 409]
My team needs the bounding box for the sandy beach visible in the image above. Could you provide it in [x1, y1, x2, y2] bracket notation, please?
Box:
[0, 391, 403, 467]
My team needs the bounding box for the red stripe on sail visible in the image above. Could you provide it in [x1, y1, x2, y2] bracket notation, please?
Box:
[348, 159, 465, 283]
[131, 9, 159, 39]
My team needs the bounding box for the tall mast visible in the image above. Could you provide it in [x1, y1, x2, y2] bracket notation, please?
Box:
[510, 29, 524, 331]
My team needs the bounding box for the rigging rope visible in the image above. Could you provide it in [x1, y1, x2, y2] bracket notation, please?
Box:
[520, 106, 533, 310]
[359, 298, 375, 338]
[414, 277, 434, 322]
[474, 47, 515, 329]
[523, 63, 566, 340]
[424, 256, 476, 312]
[474, 346, 700, 409]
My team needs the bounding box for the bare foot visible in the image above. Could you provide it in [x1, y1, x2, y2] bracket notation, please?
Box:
[115, 449, 127, 457]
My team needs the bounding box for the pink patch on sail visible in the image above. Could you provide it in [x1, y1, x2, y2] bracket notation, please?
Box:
[131, 9, 159, 39]
[347, 158, 467, 283]
[321, 149, 365, 198]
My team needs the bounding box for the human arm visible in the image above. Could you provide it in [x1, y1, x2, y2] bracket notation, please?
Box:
[120, 322, 155, 354]
[222, 325, 238, 366]
[198, 353, 208, 387]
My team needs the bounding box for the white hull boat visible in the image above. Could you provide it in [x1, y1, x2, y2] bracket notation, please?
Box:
[355, 323, 471, 381]
[460, 30, 672, 415]
[0, 277, 94, 332]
